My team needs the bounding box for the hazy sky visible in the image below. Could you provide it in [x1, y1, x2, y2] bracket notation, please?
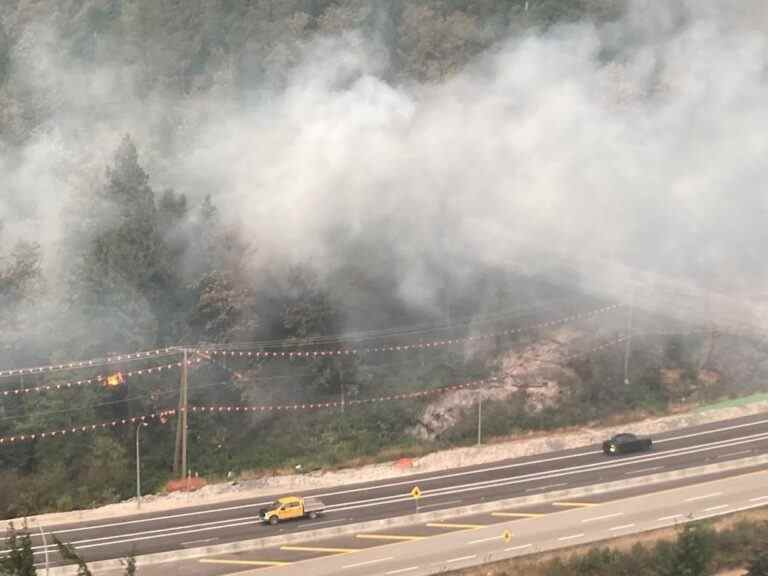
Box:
[2, 0, 768, 322]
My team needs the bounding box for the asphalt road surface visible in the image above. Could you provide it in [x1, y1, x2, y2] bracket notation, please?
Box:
[9, 411, 768, 568]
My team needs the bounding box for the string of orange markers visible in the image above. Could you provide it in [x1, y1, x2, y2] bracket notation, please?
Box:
[0, 304, 621, 380]
[0, 347, 181, 379]
[0, 359, 203, 397]
[198, 304, 622, 358]
[0, 336, 629, 447]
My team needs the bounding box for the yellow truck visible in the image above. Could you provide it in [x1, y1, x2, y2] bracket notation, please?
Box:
[259, 496, 326, 525]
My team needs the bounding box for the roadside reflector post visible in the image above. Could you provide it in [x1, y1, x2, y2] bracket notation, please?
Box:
[411, 486, 422, 512]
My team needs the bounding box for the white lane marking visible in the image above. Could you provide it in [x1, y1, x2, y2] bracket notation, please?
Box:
[386, 568, 419, 575]
[558, 533, 584, 541]
[749, 495, 768, 503]
[18, 516, 264, 555]
[704, 505, 729, 512]
[505, 544, 532, 552]
[446, 555, 476, 564]
[328, 430, 768, 513]
[717, 449, 751, 459]
[624, 466, 664, 475]
[417, 500, 462, 510]
[685, 492, 722, 503]
[525, 483, 568, 492]
[181, 538, 217, 546]
[658, 514, 684, 522]
[344, 557, 393, 569]
[609, 523, 636, 531]
[470, 535, 502, 544]
[582, 513, 623, 524]
[27, 416, 768, 539]
[22, 518, 265, 556]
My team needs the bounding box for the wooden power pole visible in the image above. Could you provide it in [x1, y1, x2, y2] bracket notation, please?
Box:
[173, 349, 189, 478]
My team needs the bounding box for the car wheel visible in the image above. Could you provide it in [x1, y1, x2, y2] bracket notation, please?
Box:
[269, 516, 279, 525]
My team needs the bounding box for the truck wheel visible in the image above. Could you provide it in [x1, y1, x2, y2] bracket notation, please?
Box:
[308, 511, 318, 519]
[269, 516, 279, 525]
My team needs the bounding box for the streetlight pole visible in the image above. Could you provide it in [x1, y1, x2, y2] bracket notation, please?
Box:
[38, 526, 49, 576]
[136, 422, 147, 509]
[624, 287, 636, 386]
[477, 396, 483, 446]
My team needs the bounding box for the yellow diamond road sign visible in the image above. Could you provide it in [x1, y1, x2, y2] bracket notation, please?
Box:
[411, 486, 422, 499]
[502, 530, 512, 543]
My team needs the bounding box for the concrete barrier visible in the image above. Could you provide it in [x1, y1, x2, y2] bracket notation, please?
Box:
[47, 453, 768, 575]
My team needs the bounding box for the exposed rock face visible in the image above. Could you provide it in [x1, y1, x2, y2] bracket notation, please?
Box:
[411, 328, 582, 439]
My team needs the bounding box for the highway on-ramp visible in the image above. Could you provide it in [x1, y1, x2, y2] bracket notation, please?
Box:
[9, 411, 768, 569]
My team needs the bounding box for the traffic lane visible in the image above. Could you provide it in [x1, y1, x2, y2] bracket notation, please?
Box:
[242, 469, 768, 576]
[26, 410, 768, 539]
[49, 434, 768, 563]
[91, 466, 768, 576]
[32, 430, 768, 563]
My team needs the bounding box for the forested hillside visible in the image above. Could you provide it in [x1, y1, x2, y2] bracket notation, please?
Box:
[1, 0, 768, 518]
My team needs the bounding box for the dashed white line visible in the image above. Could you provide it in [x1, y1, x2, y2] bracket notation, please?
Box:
[704, 505, 729, 513]
[446, 555, 476, 564]
[685, 492, 722, 502]
[749, 495, 768, 503]
[609, 523, 636, 531]
[658, 514, 684, 522]
[525, 483, 568, 493]
[505, 544, 532, 552]
[558, 533, 585, 542]
[386, 567, 419, 575]
[344, 557, 393, 569]
[470, 535, 502, 544]
[582, 512, 624, 524]
[624, 466, 664, 475]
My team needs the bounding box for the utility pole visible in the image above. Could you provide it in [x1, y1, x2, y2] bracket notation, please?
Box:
[173, 349, 189, 477]
[136, 422, 147, 508]
[477, 396, 483, 446]
[624, 288, 635, 386]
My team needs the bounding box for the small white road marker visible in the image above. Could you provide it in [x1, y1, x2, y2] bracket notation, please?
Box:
[505, 544, 532, 552]
[582, 513, 623, 524]
[446, 555, 476, 564]
[344, 557, 393, 569]
[609, 523, 636, 531]
[558, 533, 584, 542]
[658, 514, 683, 522]
[470, 535, 502, 544]
[704, 505, 729, 513]
[386, 567, 419, 575]
[750, 495, 768, 503]
[685, 492, 722, 503]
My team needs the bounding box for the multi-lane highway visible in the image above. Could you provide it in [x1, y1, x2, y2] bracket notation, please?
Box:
[10, 411, 768, 570]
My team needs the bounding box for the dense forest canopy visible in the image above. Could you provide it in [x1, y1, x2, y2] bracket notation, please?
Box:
[1, 0, 768, 518]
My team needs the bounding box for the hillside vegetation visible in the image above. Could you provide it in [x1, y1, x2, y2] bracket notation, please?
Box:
[1, 0, 768, 521]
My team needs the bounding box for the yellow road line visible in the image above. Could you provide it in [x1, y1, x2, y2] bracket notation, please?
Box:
[552, 501, 598, 508]
[280, 546, 358, 554]
[356, 534, 427, 541]
[200, 559, 289, 566]
[426, 522, 484, 530]
[492, 512, 546, 518]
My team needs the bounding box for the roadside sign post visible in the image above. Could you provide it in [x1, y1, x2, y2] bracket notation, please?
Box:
[411, 486, 422, 512]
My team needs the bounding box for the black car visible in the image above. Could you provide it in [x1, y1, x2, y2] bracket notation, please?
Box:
[602, 432, 653, 455]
